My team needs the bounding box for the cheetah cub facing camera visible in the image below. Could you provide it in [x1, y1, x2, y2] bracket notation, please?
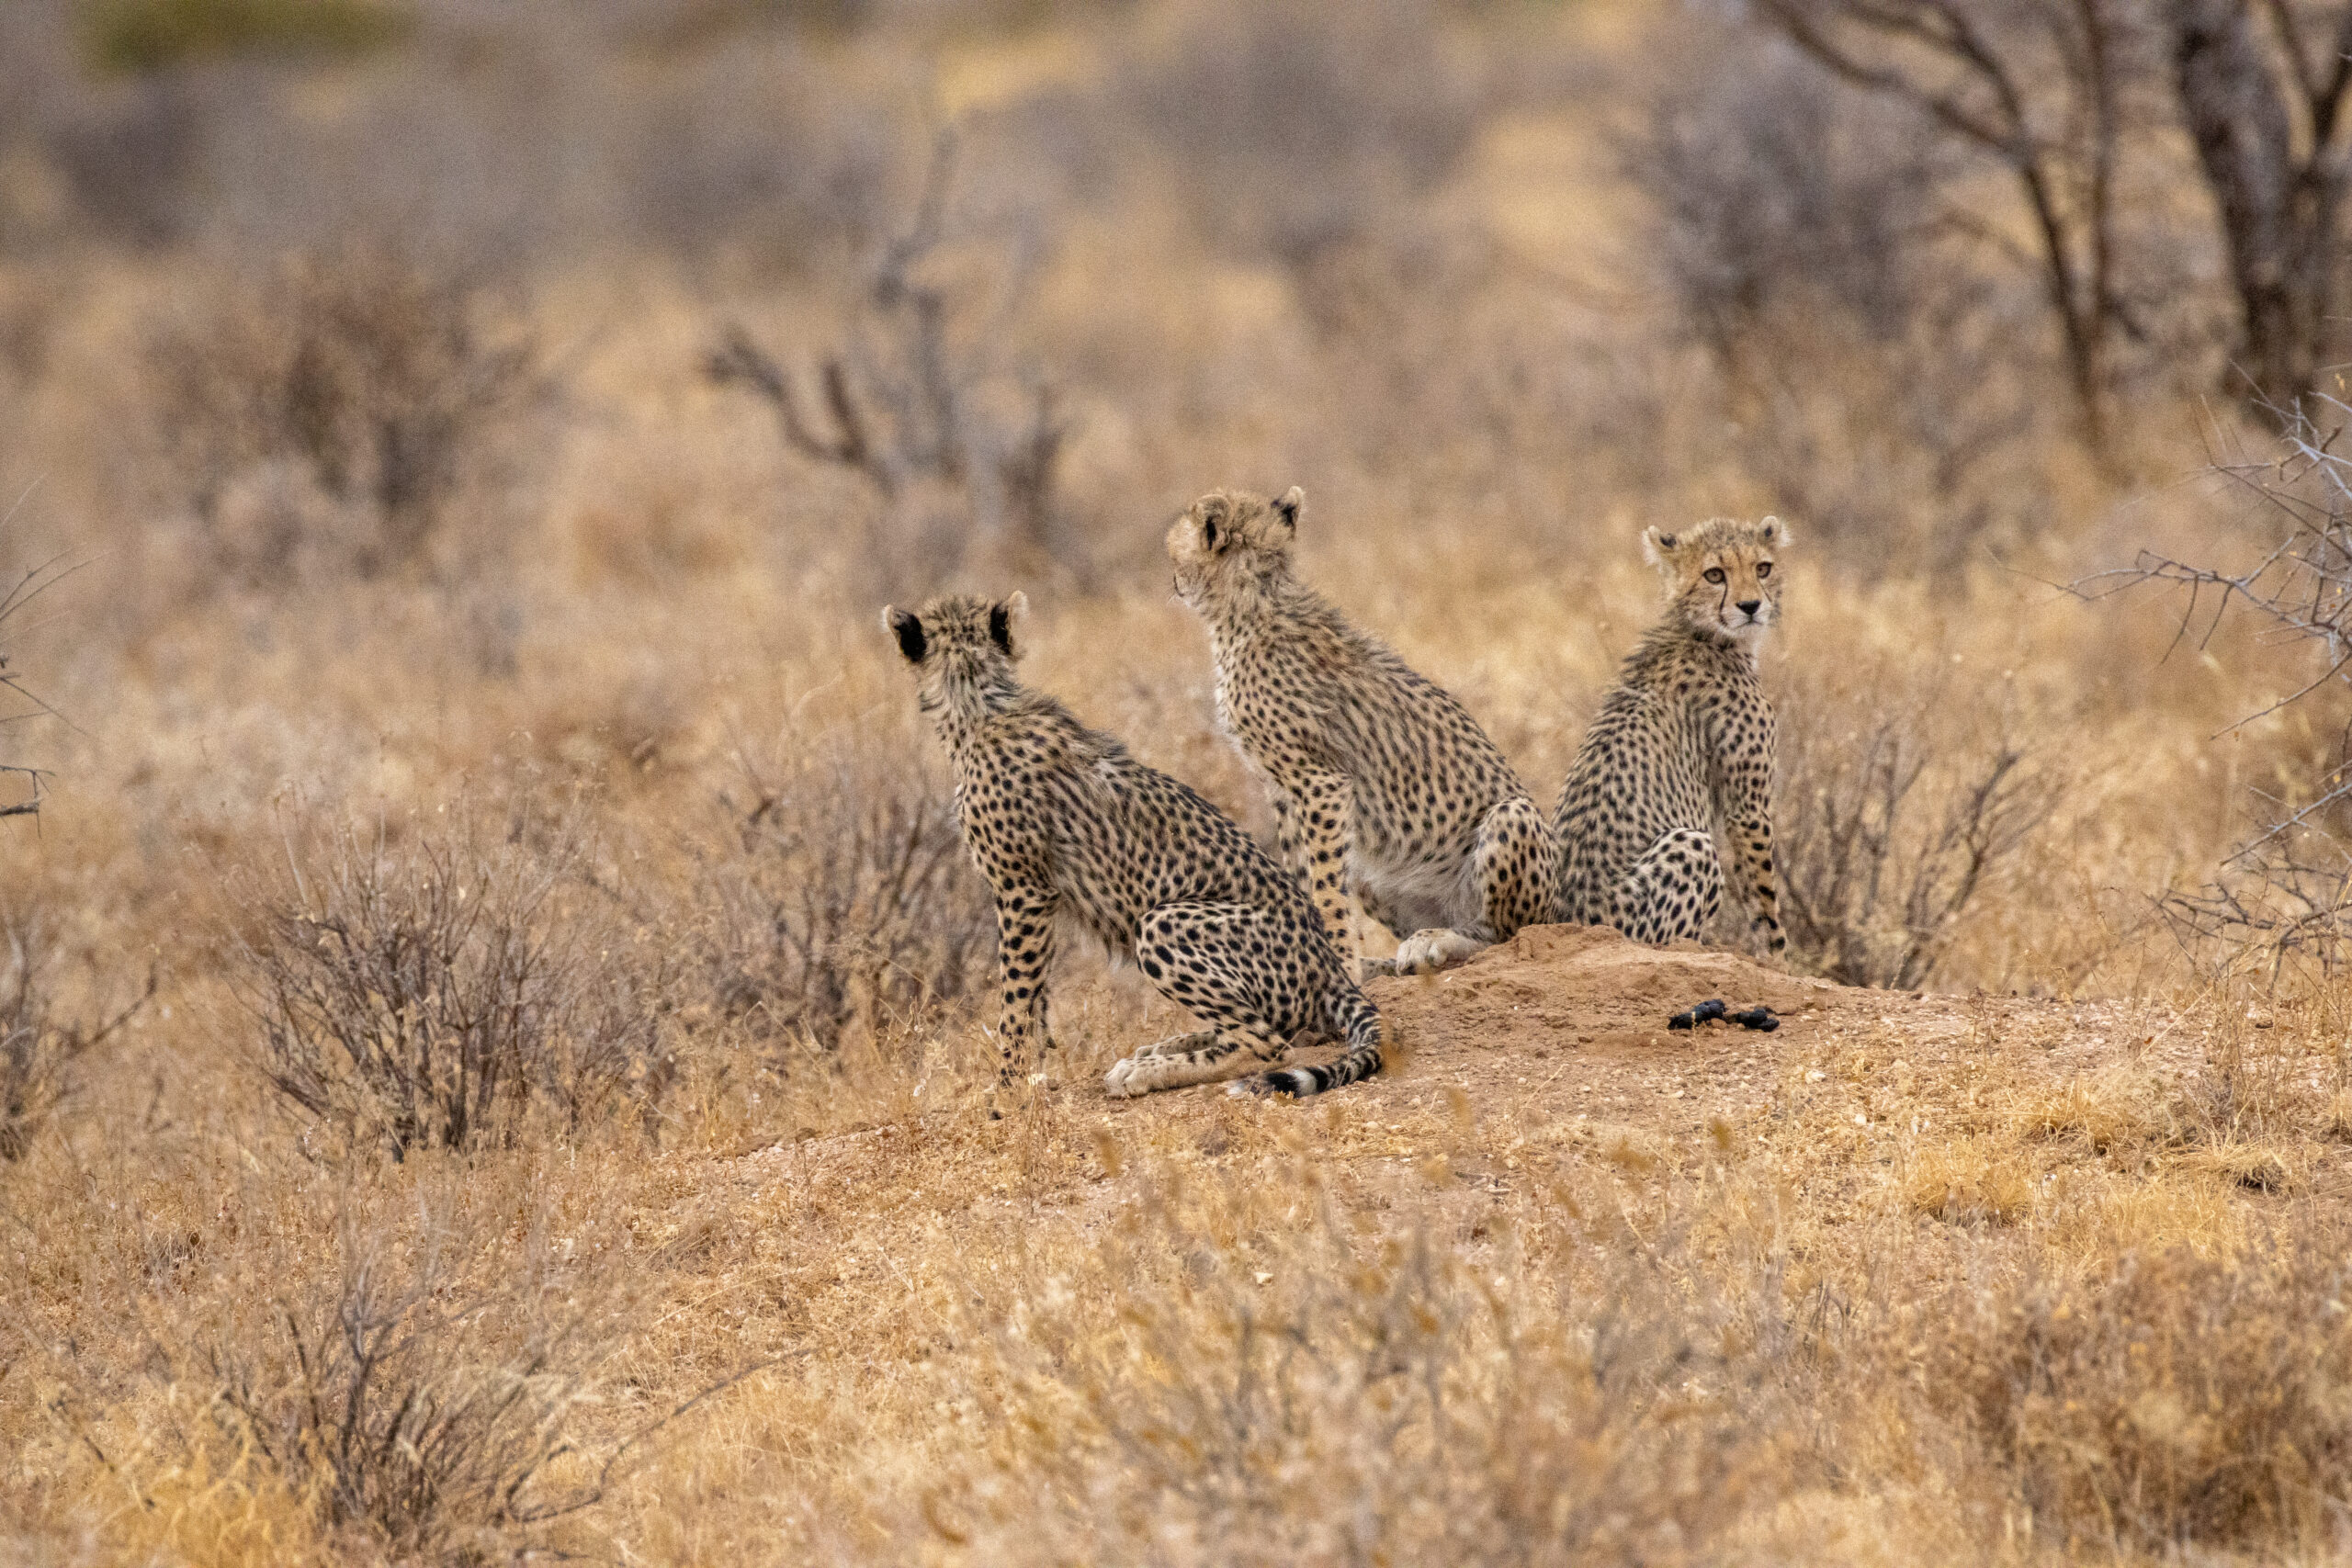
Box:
[1169, 488, 1556, 977]
[884, 592, 1385, 1100]
[1552, 515, 1791, 954]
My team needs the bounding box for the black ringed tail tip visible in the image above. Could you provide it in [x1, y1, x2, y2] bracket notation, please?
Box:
[1233, 1046, 1385, 1099]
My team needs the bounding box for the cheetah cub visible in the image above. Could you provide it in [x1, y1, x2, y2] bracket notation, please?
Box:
[1552, 515, 1791, 953]
[884, 592, 1385, 1100]
[1169, 488, 1556, 977]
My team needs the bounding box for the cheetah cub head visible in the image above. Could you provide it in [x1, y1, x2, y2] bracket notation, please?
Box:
[881, 591, 1027, 714]
[1644, 515, 1790, 654]
[1166, 486, 1303, 612]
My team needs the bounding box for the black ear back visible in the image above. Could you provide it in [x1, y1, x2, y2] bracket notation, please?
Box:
[1274, 486, 1303, 530]
[888, 607, 927, 663]
[988, 602, 1012, 654]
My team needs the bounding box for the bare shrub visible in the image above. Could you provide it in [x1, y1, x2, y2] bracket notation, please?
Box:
[707, 132, 1072, 582]
[232, 815, 667, 1160]
[145, 249, 537, 583]
[2158, 831, 2352, 981]
[0, 902, 152, 1162]
[1776, 661, 2063, 989]
[2085, 400, 2352, 981]
[693, 728, 992, 1054]
[1939, 1224, 2352, 1551]
[198, 1205, 650, 1563]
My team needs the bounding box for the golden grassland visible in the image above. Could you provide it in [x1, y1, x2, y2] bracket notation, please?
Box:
[4, 3, 2352, 1563]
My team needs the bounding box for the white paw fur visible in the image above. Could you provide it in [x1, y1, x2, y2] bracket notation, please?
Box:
[1391, 928, 1488, 975]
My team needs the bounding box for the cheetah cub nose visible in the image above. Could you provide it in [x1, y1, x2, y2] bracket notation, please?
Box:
[1736, 599, 1761, 616]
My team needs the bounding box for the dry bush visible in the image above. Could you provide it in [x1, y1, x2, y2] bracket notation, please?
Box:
[0, 901, 151, 1163]
[955, 1154, 1814, 1563]
[2086, 402, 2352, 985]
[692, 728, 992, 1055]
[1776, 657, 2064, 989]
[193, 1204, 634, 1564]
[232, 815, 668, 1161]
[1939, 1224, 2352, 1553]
[144, 249, 537, 584]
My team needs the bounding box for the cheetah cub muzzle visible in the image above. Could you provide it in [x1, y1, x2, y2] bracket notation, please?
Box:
[1168, 487, 1556, 978]
[1552, 515, 1792, 955]
[885, 591, 1385, 1102]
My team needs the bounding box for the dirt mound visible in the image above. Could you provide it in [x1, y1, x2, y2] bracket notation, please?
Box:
[1368, 923, 1849, 1064]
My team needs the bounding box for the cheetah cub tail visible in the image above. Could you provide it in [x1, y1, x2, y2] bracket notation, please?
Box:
[1233, 982, 1385, 1099]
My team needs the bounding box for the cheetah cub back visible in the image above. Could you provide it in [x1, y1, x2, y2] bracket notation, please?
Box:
[1552, 515, 1791, 953]
[884, 591, 1384, 1100]
[1168, 487, 1556, 977]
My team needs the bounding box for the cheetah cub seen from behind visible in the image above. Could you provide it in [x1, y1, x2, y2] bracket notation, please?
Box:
[1552, 515, 1792, 954]
[884, 591, 1385, 1100]
[1169, 487, 1556, 977]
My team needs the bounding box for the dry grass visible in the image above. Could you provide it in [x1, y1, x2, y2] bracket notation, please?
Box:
[4, 1, 2352, 1563]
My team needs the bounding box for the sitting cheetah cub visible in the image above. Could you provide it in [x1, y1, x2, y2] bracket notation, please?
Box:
[884, 592, 1385, 1100]
[1169, 488, 1556, 976]
[1553, 515, 1791, 954]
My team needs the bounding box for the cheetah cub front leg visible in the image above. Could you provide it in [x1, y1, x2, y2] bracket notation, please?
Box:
[1272, 771, 1361, 976]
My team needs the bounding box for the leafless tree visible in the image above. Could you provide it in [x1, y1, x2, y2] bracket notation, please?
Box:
[707, 130, 1069, 570]
[2165, 0, 2352, 413]
[1756, 0, 2138, 449]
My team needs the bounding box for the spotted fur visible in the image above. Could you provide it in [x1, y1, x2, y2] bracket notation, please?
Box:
[1553, 515, 1791, 953]
[885, 591, 1383, 1100]
[1169, 487, 1556, 977]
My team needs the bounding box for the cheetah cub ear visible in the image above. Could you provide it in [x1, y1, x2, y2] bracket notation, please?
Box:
[1758, 514, 1793, 547]
[882, 604, 927, 664]
[1641, 525, 1679, 570]
[988, 590, 1029, 658]
[1273, 486, 1305, 534]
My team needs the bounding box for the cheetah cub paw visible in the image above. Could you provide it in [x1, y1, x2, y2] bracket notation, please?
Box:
[1104, 1053, 1164, 1099]
[1388, 928, 1489, 976]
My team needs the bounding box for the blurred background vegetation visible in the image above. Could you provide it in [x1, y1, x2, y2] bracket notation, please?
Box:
[6, 2, 2352, 1562]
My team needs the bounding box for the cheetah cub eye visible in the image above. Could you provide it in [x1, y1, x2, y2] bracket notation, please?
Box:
[1703, 568, 1725, 585]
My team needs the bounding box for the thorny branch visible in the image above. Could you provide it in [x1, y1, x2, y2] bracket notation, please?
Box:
[2076, 398, 2352, 976]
